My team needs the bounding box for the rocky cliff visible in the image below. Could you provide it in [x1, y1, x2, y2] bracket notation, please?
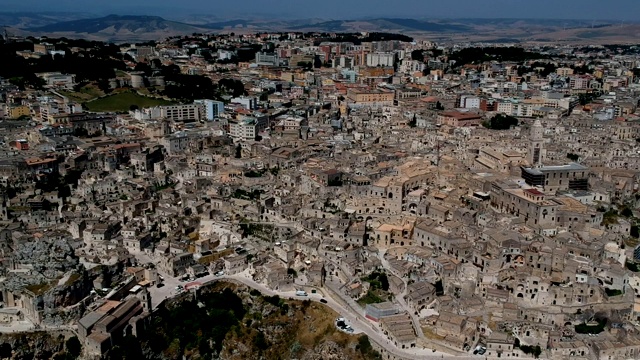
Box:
[105, 282, 381, 360]
[0, 331, 71, 360]
[2, 236, 94, 325]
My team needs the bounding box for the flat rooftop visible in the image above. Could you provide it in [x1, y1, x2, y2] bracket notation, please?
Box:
[523, 162, 588, 175]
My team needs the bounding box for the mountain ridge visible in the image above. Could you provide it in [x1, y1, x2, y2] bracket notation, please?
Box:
[3, 13, 639, 43]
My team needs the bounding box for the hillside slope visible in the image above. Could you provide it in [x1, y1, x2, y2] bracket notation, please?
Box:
[105, 282, 381, 360]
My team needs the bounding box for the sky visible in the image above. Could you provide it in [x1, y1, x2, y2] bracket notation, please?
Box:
[2, 0, 639, 21]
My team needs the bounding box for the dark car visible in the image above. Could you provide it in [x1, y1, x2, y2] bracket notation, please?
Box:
[156, 282, 164, 288]
[320, 298, 328, 304]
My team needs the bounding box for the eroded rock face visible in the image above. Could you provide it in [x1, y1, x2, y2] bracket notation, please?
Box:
[13, 238, 79, 280]
[301, 341, 354, 360]
[2, 236, 93, 325]
[0, 331, 66, 360]
[138, 283, 366, 360]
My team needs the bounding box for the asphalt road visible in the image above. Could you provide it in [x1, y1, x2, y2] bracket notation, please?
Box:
[203, 273, 480, 360]
[133, 252, 482, 360]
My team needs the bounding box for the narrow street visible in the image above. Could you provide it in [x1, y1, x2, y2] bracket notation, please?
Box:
[378, 248, 427, 338]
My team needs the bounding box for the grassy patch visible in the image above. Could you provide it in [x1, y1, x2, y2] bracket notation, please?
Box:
[625, 237, 640, 248]
[422, 327, 445, 340]
[605, 288, 623, 297]
[357, 290, 384, 306]
[59, 84, 105, 102]
[575, 318, 607, 334]
[25, 281, 54, 295]
[361, 271, 389, 291]
[65, 273, 82, 286]
[602, 209, 619, 226]
[85, 91, 174, 112]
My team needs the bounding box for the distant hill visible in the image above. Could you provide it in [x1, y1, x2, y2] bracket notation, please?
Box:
[0, 11, 92, 28]
[28, 14, 203, 33]
[286, 18, 470, 33]
[202, 19, 254, 30]
[7, 12, 640, 43]
[24, 15, 209, 41]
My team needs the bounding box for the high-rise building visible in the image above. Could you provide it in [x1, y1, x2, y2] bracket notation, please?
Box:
[194, 99, 224, 121]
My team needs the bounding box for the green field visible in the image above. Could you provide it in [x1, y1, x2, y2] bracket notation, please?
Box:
[59, 84, 105, 103]
[85, 91, 174, 112]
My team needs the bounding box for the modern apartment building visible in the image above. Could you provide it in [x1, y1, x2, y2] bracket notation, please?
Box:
[255, 52, 280, 66]
[194, 99, 224, 121]
[160, 104, 200, 122]
[366, 52, 396, 67]
[458, 95, 481, 109]
[229, 118, 258, 141]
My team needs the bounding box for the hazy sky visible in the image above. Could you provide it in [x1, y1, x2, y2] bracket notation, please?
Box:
[2, 0, 638, 20]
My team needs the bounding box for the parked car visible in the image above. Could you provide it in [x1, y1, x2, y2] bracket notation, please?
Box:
[320, 298, 328, 304]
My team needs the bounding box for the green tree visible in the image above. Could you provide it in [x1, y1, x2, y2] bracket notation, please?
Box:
[297, 61, 312, 70]
[411, 49, 424, 61]
[254, 331, 269, 350]
[520, 344, 543, 358]
[0, 343, 11, 358]
[106, 345, 124, 360]
[621, 207, 633, 218]
[65, 336, 81, 358]
[358, 335, 372, 354]
[121, 335, 143, 359]
[483, 114, 518, 130]
[235, 144, 242, 158]
[408, 114, 417, 127]
[379, 273, 390, 291]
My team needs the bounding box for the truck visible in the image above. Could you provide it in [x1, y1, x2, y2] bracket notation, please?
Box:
[295, 290, 308, 296]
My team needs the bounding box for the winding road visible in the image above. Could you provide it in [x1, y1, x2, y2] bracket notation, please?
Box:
[224, 274, 481, 360]
[135, 244, 482, 360]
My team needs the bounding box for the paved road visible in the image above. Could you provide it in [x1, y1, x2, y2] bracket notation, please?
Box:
[132, 252, 481, 359]
[379, 248, 426, 338]
[211, 274, 480, 360]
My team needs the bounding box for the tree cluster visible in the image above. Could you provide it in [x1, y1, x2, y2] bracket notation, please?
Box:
[0, 40, 124, 89]
[130, 288, 246, 359]
[449, 47, 548, 68]
[219, 78, 247, 97]
[482, 114, 518, 130]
